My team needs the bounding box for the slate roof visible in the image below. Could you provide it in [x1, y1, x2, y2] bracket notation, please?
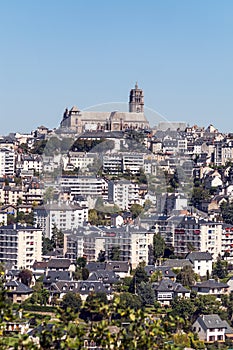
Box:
[88, 271, 120, 284]
[86, 262, 106, 272]
[5, 281, 33, 294]
[32, 261, 48, 270]
[144, 265, 176, 278]
[152, 278, 189, 294]
[105, 261, 130, 273]
[222, 320, 233, 335]
[162, 259, 192, 269]
[186, 252, 212, 263]
[196, 315, 227, 330]
[47, 258, 71, 269]
[43, 271, 71, 285]
[193, 279, 229, 289]
[49, 280, 112, 295]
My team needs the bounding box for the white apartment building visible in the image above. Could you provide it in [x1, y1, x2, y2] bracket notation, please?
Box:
[122, 154, 144, 174]
[0, 224, 42, 269]
[0, 148, 15, 177]
[199, 221, 223, 260]
[0, 186, 23, 206]
[59, 176, 108, 199]
[108, 180, 141, 210]
[173, 216, 223, 261]
[103, 155, 122, 174]
[34, 202, 88, 238]
[62, 152, 95, 172]
[17, 155, 43, 174]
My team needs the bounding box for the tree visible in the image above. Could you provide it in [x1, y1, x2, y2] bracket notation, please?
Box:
[137, 281, 155, 306]
[117, 292, 142, 310]
[81, 267, 89, 281]
[109, 246, 121, 261]
[88, 209, 98, 225]
[80, 292, 108, 321]
[61, 292, 82, 313]
[130, 204, 144, 219]
[153, 233, 165, 263]
[97, 250, 106, 262]
[221, 201, 233, 224]
[77, 256, 87, 269]
[176, 265, 196, 287]
[212, 257, 228, 279]
[170, 297, 196, 331]
[42, 236, 54, 255]
[19, 269, 32, 286]
[129, 263, 149, 293]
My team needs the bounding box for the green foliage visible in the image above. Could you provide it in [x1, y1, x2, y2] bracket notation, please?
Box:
[109, 246, 121, 261]
[176, 265, 196, 287]
[80, 292, 108, 322]
[76, 257, 87, 269]
[81, 267, 89, 281]
[42, 236, 54, 255]
[153, 233, 165, 262]
[136, 281, 155, 306]
[60, 292, 82, 314]
[129, 263, 149, 293]
[212, 257, 228, 279]
[31, 139, 47, 154]
[221, 201, 233, 225]
[130, 204, 144, 219]
[117, 292, 142, 311]
[97, 250, 106, 262]
[88, 209, 98, 225]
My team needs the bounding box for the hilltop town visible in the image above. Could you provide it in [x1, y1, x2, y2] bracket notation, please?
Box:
[1, 85, 233, 348]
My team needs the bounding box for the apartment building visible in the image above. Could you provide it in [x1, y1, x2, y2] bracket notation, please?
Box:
[59, 176, 108, 199]
[62, 152, 96, 172]
[0, 148, 15, 177]
[34, 202, 88, 238]
[108, 180, 142, 210]
[0, 224, 42, 269]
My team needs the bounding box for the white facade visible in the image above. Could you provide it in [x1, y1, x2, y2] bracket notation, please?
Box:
[60, 176, 107, 198]
[34, 203, 88, 238]
[0, 148, 15, 177]
[108, 180, 141, 210]
[62, 152, 95, 172]
[130, 232, 154, 268]
[199, 223, 223, 261]
[0, 224, 42, 269]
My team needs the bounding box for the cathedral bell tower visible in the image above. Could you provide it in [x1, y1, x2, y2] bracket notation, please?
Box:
[129, 82, 144, 113]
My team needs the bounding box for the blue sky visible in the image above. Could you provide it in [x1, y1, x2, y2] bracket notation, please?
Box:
[0, 0, 233, 134]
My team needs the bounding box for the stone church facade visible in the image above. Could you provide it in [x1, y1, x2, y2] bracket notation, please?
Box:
[60, 84, 149, 133]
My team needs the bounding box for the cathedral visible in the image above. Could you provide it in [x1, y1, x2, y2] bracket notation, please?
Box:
[60, 83, 149, 133]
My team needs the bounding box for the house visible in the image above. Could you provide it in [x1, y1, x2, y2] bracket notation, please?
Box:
[152, 278, 190, 306]
[192, 314, 233, 342]
[144, 265, 176, 280]
[5, 281, 33, 303]
[31, 261, 48, 280]
[186, 251, 213, 277]
[48, 280, 112, 301]
[43, 271, 72, 288]
[47, 258, 75, 272]
[162, 259, 192, 270]
[85, 261, 131, 279]
[88, 271, 120, 285]
[192, 279, 229, 296]
[105, 261, 131, 278]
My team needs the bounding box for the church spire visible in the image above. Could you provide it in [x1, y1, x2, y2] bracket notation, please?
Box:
[129, 82, 144, 113]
